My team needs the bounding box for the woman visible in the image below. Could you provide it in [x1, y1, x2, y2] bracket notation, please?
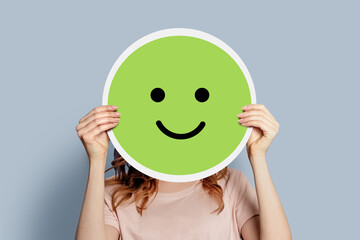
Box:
[75, 103, 292, 240]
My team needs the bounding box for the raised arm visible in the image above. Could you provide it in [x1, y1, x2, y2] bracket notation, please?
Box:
[237, 104, 292, 240]
[74, 105, 121, 240]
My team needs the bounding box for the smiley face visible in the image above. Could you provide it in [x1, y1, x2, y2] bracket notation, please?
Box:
[152, 87, 208, 139]
[103, 28, 256, 182]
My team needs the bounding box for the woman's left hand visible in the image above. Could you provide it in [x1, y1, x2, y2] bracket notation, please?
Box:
[237, 104, 280, 160]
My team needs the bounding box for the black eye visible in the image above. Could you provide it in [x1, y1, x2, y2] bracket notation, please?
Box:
[151, 88, 165, 102]
[195, 88, 209, 102]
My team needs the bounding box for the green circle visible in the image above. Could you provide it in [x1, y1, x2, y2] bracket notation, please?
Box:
[108, 35, 251, 175]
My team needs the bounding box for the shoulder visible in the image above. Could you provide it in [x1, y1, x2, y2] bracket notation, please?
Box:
[225, 167, 254, 190]
[225, 167, 248, 184]
[104, 175, 134, 209]
[226, 167, 244, 176]
[221, 167, 255, 204]
[104, 175, 120, 201]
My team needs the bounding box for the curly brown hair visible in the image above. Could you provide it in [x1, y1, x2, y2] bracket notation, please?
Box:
[105, 149, 230, 216]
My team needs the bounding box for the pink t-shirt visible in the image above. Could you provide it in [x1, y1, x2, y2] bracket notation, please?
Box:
[104, 167, 259, 240]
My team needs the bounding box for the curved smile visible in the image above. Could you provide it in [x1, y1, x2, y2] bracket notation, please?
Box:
[156, 120, 206, 140]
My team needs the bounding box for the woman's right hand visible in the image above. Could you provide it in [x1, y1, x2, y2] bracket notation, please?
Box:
[75, 105, 121, 163]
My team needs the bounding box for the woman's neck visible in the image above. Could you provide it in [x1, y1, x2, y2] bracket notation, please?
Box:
[157, 179, 199, 193]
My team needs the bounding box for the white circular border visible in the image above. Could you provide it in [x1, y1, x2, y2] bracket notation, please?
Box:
[102, 28, 256, 182]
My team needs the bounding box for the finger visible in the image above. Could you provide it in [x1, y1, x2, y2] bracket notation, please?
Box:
[77, 117, 120, 138]
[79, 105, 117, 124]
[237, 110, 274, 126]
[240, 119, 278, 137]
[239, 114, 277, 130]
[77, 110, 121, 131]
[88, 122, 119, 138]
[81, 122, 118, 143]
[242, 104, 277, 122]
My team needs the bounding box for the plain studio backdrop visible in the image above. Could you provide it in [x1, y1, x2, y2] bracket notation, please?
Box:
[0, 1, 359, 239]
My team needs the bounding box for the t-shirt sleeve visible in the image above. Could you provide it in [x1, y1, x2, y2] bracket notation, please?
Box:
[233, 170, 259, 234]
[104, 186, 120, 233]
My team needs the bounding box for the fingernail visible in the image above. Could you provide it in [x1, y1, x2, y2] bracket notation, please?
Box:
[112, 105, 118, 109]
[237, 113, 244, 117]
[241, 106, 247, 110]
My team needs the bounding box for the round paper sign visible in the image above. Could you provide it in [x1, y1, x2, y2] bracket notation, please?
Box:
[102, 28, 256, 182]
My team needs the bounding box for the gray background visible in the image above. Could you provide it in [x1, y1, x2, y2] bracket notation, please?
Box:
[1, 0, 359, 239]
